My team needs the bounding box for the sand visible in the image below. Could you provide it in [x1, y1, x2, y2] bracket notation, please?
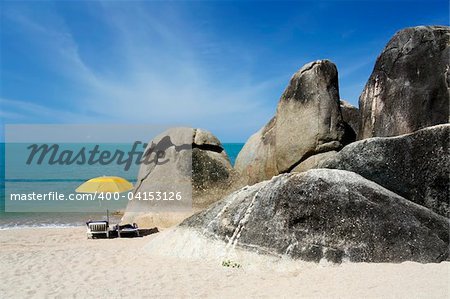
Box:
[0, 227, 449, 298]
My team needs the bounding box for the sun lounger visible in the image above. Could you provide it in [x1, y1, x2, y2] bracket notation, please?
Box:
[86, 220, 110, 239]
[117, 223, 139, 238]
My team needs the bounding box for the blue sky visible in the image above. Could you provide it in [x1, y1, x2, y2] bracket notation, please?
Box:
[1, 1, 448, 142]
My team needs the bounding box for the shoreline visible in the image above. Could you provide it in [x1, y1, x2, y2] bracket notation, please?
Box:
[0, 224, 83, 231]
[1, 227, 449, 298]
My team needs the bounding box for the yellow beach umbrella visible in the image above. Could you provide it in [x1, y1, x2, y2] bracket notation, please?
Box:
[76, 176, 133, 193]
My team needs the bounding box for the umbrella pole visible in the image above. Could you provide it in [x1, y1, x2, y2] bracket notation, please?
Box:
[107, 209, 109, 224]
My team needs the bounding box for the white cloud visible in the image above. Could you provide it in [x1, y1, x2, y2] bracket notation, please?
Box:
[0, 98, 97, 124]
[2, 3, 281, 141]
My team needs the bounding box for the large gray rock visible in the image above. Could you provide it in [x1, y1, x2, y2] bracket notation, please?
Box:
[318, 124, 450, 218]
[359, 26, 450, 139]
[182, 169, 449, 263]
[233, 117, 278, 185]
[122, 127, 235, 227]
[235, 60, 351, 185]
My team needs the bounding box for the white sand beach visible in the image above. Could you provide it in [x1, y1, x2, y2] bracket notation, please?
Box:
[0, 227, 449, 298]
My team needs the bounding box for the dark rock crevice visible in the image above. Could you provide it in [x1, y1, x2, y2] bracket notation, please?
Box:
[192, 143, 224, 154]
[283, 143, 342, 174]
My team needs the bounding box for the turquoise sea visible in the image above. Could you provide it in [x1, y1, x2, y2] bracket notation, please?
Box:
[0, 143, 244, 229]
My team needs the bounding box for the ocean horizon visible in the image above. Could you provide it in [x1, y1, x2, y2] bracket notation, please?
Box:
[0, 142, 244, 229]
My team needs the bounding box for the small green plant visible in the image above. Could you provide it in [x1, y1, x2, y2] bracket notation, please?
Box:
[222, 259, 242, 268]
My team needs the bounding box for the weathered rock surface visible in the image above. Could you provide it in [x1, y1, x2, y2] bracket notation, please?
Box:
[340, 100, 359, 137]
[235, 60, 352, 185]
[181, 169, 450, 262]
[359, 26, 450, 139]
[181, 169, 449, 263]
[318, 124, 450, 218]
[122, 127, 235, 227]
[234, 117, 278, 185]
